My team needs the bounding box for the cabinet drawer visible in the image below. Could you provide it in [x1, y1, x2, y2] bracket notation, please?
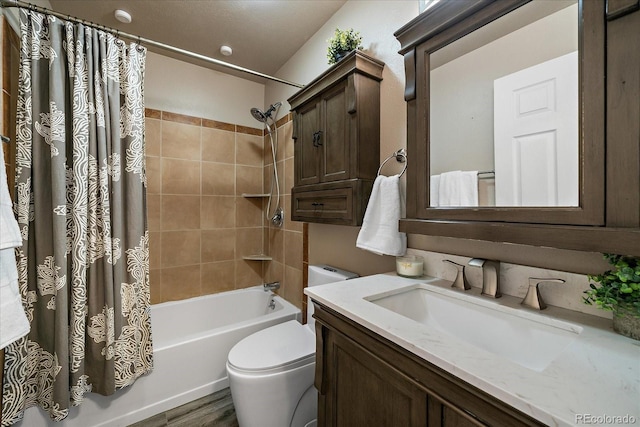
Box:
[292, 187, 354, 224]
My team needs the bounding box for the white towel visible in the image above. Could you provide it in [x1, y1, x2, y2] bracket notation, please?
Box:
[0, 142, 29, 349]
[438, 170, 478, 207]
[0, 144, 21, 250]
[356, 174, 407, 256]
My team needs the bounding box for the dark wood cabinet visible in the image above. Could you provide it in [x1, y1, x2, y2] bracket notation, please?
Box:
[288, 51, 383, 226]
[393, 0, 640, 257]
[313, 302, 545, 427]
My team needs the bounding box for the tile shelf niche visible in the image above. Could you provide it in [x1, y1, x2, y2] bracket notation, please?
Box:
[240, 193, 273, 260]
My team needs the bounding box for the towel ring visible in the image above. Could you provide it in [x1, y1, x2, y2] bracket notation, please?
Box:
[377, 148, 407, 177]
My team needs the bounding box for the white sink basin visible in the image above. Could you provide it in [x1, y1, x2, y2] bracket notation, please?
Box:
[366, 283, 582, 372]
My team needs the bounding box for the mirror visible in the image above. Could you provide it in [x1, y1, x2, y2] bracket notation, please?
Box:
[429, 0, 578, 207]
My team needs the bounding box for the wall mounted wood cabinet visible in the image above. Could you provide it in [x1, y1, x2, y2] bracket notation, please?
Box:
[313, 302, 544, 426]
[394, 0, 640, 256]
[288, 51, 384, 226]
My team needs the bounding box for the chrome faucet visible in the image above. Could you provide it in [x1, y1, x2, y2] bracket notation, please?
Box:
[263, 281, 281, 292]
[468, 258, 501, 298]
[521, 277, 565, 310]
[443, 259, 471, 291]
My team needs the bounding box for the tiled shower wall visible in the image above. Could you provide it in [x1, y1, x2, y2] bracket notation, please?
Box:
[263, 116, 306, 310]
[145, 109, 306, 308]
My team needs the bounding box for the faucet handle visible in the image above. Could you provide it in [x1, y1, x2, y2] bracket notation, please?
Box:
[443, 259, 471, 291]
[521, 277, 565, 310]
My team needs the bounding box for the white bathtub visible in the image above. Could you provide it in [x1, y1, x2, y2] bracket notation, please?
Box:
[18, 286, 301, 427]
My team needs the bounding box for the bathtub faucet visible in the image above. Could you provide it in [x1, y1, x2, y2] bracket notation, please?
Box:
[263, 282, 280, 292]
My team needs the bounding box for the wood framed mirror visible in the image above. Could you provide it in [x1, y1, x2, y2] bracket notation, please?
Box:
[395, 0, 640, 256]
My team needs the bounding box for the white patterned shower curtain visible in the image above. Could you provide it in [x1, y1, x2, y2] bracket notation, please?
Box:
[1, 9, 153, 425]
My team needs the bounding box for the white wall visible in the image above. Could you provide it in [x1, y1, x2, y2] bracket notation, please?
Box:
[145, 52, 264, 127]
[265, 0, 420, 276]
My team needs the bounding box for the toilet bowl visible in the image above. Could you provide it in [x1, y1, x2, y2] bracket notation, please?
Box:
[226, 265, 358, 427]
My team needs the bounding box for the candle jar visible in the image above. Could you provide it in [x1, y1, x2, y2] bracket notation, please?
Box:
[396, 255, 424, 278]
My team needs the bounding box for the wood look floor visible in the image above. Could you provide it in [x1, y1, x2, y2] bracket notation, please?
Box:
[129, 388, 239, 427]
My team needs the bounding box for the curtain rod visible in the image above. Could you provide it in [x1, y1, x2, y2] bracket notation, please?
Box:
[0, 0, 305, 89]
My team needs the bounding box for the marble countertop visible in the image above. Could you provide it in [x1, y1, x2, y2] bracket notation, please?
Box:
[305, 273, 640, 427]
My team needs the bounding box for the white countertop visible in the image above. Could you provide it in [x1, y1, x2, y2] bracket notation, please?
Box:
[305, 273, 640, 427]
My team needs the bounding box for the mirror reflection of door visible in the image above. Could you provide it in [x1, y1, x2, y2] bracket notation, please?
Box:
[493, 51, 578, 207]
[428, 0, 578, 208]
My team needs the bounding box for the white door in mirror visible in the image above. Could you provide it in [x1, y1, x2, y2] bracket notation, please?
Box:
[493, 50, 578, 207]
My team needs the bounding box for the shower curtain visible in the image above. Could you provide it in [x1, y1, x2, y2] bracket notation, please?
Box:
[1, 9, 153, 424]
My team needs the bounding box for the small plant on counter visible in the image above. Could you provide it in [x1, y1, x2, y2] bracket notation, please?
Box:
[584, 253, 640, 339]
[327, 28, 363, 64]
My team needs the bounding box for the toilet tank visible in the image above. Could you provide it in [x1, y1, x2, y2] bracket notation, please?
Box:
[306, 265, 358, 328]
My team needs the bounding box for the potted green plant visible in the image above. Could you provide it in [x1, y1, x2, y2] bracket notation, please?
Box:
[327, 28, 363, 65]
[583, 253, 640, 340]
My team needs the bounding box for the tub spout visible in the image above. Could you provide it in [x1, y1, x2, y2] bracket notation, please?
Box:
[263, 282, 280, 292]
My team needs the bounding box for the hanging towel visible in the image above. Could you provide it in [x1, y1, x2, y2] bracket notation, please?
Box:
[356, 174, 407, 256]
[438, 170, 478, 207]
[0, 141, 29, 349]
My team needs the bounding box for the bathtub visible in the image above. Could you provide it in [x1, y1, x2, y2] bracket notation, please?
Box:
[18, 286, 301, 427]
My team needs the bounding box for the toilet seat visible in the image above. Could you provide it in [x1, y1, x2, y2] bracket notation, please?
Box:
[227, 320, 315, 374]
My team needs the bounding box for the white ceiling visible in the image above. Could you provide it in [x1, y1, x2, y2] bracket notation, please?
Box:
[47, 0, 348, 83]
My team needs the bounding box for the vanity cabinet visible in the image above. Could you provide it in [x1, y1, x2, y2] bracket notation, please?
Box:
[313, 302, 544, 427]
[288, 51, 384, 226]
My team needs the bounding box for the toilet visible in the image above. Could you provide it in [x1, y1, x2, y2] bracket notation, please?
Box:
[226, 265, 358, 427]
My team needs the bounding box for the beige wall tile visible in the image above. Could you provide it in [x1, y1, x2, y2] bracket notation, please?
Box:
[236, 227, 264, 259]
[236, 165, 263, 195]
[284, 266, 303, 309]
[236, 133, 263, 167]
[146, 156, 161, 195]
[276, 160, 285, 197]
[201, 196, 235, 229]
[149, 231, 162, 270]
[147, 194, 161, 232]
[145, 118, 162, 157]
[284, 231, 303, 270]
[162, 111, 201, 126]
[282, 121, 294, 160]
[201, 261, 235, 294]
[276, 122, 289, 161]
[162, 195, 200, 230]
[162, 158, 200, 195]
[263, 135, 273, 166]
[263, 164, 273, 194]
[162, 121, 201, 161]
[161, 230, 201, 267]
[202, 229, 236, 262]
[202, 127, 235, 163]
[236, 197, 263, 228]
[269, 227, 284, 263]
[161, 265, 201, 302]
[266, 260, 284, 285]
[235, 260, 262, 289]
[149, 268, 162, 304]
[202, 162, 235, 195]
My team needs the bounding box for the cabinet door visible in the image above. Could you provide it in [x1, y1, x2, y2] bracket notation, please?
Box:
[295, 101, 321, 186]
[320, 80, 350, 183]
[321, 327, 427, 426]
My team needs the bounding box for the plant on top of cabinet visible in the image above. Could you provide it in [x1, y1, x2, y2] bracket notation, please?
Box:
[327, 28, 363, 64]
[584, 254, 640, 340]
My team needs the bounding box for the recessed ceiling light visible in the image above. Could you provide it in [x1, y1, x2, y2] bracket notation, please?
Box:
[114, 9, 132, 24]
[220, 45, 233, 56]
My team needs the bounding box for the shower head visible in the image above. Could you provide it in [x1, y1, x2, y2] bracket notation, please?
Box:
[250, 102, 282, 123]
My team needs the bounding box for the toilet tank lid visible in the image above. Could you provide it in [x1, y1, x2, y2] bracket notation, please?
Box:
[308, 265, 359, 286]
